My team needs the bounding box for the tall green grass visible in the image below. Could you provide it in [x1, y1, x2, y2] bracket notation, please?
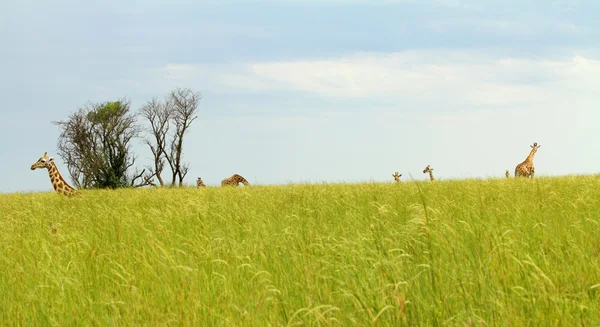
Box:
[1, 176, 600, 326]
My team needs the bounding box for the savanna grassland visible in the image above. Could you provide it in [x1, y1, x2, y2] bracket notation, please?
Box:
[2, 176, 600, 326]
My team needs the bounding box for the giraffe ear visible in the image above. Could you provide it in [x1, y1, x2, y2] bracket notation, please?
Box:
[48, 157, 54, 162]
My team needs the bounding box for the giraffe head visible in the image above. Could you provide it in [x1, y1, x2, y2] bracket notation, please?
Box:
[392, 172, 402, 183]
[197, 177, 206, 188]
[31, 152, 54, 170]
[530, 142, 541, 151]
[505, 170, 510, 178]
[423, 165, 433, 174]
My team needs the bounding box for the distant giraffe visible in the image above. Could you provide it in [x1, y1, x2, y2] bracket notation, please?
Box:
[30, 152, 78, 196]
[505, 170, 510, 178]
[423, 165, 435, 181]
[221, 174, 250, 187]
[515, 142, 541, 178]
[392, 172, 402, 183]
[196, 177, 206, 188]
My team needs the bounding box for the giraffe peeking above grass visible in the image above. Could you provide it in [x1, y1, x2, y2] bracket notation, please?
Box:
[392, 172, 402, 183]
[221, 174, 250, 187]
[423, 165, 435, 181]
[505, 170, 510, 178]
[197, 177, 206, 188]
[30, 152, 79, 196]
[515, 142, 541, 178]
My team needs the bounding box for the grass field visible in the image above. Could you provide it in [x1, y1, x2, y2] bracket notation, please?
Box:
[2, 176, 600, 326]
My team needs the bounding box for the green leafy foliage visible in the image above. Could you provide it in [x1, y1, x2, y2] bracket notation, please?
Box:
[53, 99, 143, 189]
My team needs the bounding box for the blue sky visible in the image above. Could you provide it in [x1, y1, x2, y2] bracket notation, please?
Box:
[2, 0, 599, 192]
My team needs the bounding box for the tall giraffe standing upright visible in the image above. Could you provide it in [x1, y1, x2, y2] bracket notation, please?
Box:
[514, 142, 541, 178]
[392, 172, 402, 183]
[423, 165, 435, 181]
[196, 177, 207, 188]
[221, 174, 250, 187]
[505, 170, 510, 178]
[30, 152, 79, 196]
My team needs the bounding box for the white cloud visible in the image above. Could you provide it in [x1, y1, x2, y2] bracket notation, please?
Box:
[154, 49, 600, 110]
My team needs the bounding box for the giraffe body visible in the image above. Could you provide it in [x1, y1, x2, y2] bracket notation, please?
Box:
[423, 165, 435, 181]
[31, 152, 78, 196]
[515, 142, 540, 178]
[221, 174, 250, 187]
[197, 177, 206, 188]
[392, 172, 402, 183]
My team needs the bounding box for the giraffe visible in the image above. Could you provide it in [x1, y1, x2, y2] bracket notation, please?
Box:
[221, 174, 250, 187]
[392, 172, 402, 183]
[505, 170, 510, 178]
[197, 177, 207, 188]
[514, 142, 541, 178]
[423, 165, 435, 181]
[30, 152, 79, 196]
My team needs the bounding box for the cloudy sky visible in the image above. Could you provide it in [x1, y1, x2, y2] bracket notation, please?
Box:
[2, 0, 599, 192]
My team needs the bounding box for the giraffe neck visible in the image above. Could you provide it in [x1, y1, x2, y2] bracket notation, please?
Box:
[235, 174, 249, 185]
[428, 171, 435, 181]
[47, 162, 76, 195]
[524, 149, 537, 163]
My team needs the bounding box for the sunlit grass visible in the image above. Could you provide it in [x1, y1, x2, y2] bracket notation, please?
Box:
[2, 176, 600, 325]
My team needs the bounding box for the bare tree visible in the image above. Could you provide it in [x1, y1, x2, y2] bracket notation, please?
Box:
[55, 112, 92, 188]
[164, 88, 201, 187]
[139, 98, 171, 186]
[130, 168, 157, 188]
[53, 99, 155, 189]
